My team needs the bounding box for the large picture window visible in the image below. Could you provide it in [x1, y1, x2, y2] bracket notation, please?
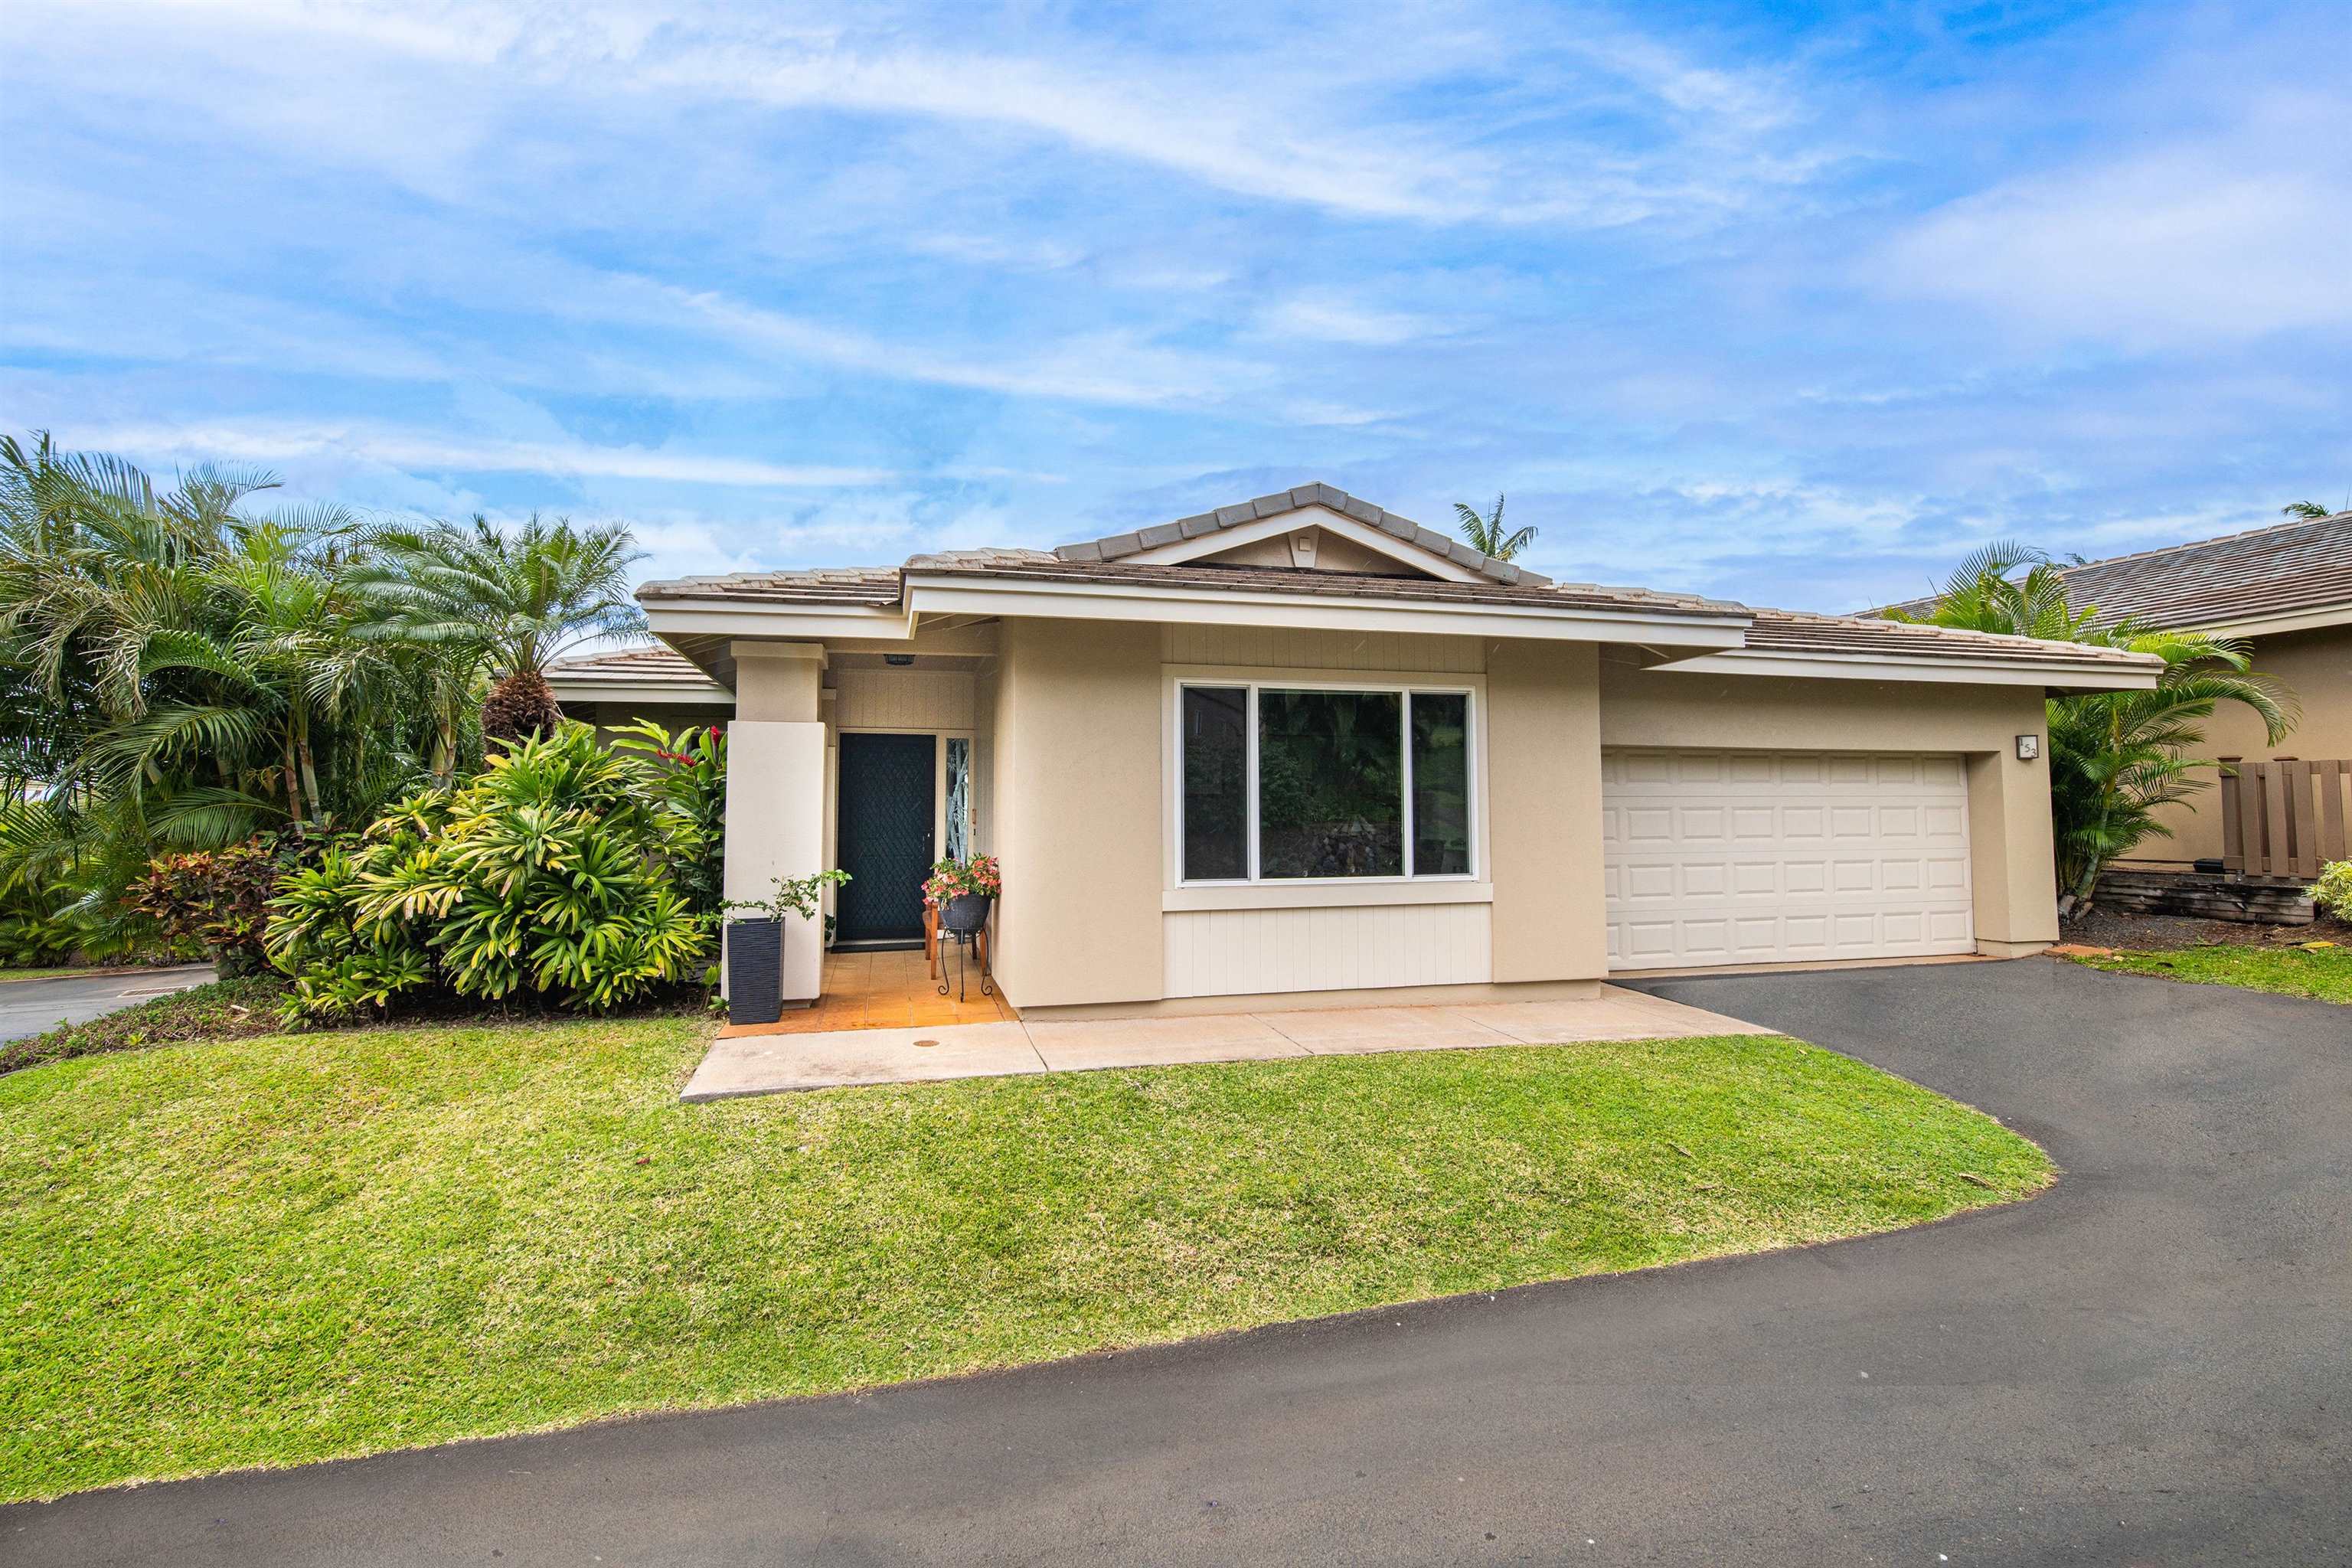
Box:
[1178, 682, 1475, 884]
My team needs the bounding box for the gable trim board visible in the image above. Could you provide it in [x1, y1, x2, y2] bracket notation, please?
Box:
[1121, 504, 1489, 583]
[1054, 482, 1549, 586]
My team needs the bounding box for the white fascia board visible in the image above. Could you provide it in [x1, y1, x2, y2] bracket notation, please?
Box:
[547, 679, 733, 707]
[1652, 648, 2161, 690]
[2180, 604, 2352, 640]
[902, 574, 1751, 648]
[642, 601, 913, 639]
[1122, 505, 1485, 583]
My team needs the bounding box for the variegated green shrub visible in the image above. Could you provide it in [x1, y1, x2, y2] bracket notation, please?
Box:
[266, 724, 715, 1020]
[2315, 859, 2352, 921]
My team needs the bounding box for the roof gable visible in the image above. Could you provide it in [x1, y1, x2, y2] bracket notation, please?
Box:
[1053, 483, 1550, 587]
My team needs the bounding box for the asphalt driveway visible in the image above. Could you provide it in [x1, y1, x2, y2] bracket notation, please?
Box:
[8, 959, 2347, 1566]
[0, 965, 214, 1043]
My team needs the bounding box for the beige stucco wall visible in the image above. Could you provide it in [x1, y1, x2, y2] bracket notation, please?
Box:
[1488, 640, 1608, 982]
[989, 617, 1165, 1008]
[724, 620, 2078, 1012]
[1598, 659, 2059, 951]
[1161, 623, 1485, 673]
[2132, 623, 2352, 866]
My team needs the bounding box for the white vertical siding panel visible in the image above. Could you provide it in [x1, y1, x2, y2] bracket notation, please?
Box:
[1163, 903, 1493, 998]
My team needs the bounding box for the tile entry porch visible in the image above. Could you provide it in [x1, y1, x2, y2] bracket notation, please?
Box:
[733, 946, 1013, 1035]
[685, 983, 1775, 1101]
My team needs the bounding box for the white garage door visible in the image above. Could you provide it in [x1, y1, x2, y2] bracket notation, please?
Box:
[1602, 750, 1975, 971]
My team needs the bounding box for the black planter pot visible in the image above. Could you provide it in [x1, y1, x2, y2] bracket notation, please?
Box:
[941, 892, 993, 935]
[726, 917, 785, 1027]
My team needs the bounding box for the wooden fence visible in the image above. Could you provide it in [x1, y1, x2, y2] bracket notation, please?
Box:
[2220, 759, 2351, 879]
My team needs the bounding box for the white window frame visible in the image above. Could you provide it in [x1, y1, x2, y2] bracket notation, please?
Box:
[1174, 678, 1479, 887]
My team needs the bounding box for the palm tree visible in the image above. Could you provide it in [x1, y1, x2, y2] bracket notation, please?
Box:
[1890, 545, 2293, 909]
[2282, 501, 2337, 520]
[0, 433, 442, 933]
[1452, 493, 1537, 560]
[349, 513, 645, 755]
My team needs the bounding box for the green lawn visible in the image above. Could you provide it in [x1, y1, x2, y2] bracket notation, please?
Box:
[1, 1018, 2050, 1503]
[2069, 942, 2352, 1004]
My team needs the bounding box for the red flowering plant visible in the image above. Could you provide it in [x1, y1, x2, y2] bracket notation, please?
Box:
[923, 854, 1000, 907]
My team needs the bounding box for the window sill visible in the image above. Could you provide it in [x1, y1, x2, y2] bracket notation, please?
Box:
[1161, 880, 1493, 913]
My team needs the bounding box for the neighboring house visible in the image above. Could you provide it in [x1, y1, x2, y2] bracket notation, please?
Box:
[637, 484, 2158, 1018]
[1886, 510, 2352, 871]
[547, 645, 733, 739]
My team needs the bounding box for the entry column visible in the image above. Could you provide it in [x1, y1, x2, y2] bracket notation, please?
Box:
[727, 640, 829, 1006]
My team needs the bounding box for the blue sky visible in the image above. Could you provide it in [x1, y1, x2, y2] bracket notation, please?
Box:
[2, 1, 2346, 611]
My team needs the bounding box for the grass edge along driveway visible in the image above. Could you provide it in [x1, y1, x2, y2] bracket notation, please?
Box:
[2068, 942, 2352, 1004]
[1, 1018, 2052, 1504]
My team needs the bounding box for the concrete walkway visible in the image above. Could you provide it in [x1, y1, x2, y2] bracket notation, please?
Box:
[682, 984, 1772, 1099]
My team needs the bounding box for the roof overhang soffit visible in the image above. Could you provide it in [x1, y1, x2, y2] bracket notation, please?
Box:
[900, 573, 1751, 648]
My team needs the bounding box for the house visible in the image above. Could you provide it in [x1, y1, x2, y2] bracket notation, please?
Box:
[631, 484, 2159, 1018]
[1884, 509, 2352, 872]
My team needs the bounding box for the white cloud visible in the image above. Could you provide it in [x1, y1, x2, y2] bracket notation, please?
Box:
[1257, 294, 1441, 347]
[906, 233, 1088, 273]
[16, 0, 1831, 228]
[75, 420, 893, 488]
[1875, 104, 2352, 345]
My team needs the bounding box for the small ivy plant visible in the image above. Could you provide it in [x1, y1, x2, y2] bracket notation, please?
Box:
[724, 871, 851, 923]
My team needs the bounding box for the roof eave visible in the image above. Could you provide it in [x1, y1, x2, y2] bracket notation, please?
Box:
[2158, 603, 2352, 640]
[899, 570, 1752, 648]
[641, 598, 916, 640]
[547, 675, 733, 706]
[1650, 647, 2162, 691]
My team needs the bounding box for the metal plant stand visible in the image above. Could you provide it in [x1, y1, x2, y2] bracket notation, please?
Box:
[936, 893, 994, 1001]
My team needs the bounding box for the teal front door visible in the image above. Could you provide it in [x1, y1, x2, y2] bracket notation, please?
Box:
[835, 732, 936, 945]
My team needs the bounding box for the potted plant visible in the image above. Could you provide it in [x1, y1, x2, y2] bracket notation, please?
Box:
[724, 870, 850, 1027]
[923, 854, 1000, 935]
[923, 855, 1000, 999]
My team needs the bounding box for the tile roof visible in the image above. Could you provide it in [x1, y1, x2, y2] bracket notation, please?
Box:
[1743, 609, 2160, 668]
[548, 645, 720, 684]
[1051, 482, 1553, 587]
[1877, 511, 2352, 630]
[631, 493, 2160, 681]
[634, 557, 2153, 668]
[635, 565, 905, 606]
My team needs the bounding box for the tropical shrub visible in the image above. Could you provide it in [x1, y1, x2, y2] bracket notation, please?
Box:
[2314, 860, 2352, 921]
[0, 882, 90, 968]
[611, 718, 727, 915]
[266, 724, 718, 1020]
[125, 838, 304, 975]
